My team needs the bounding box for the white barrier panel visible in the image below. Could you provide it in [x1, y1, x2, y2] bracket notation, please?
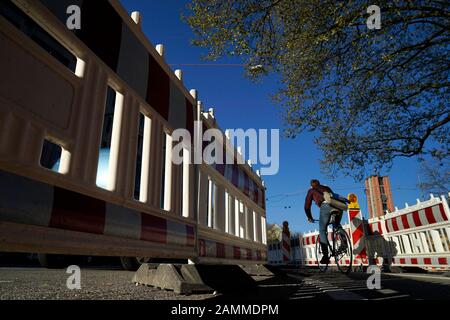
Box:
[267, 235, 304, 266]
[366, 194, 450, 270]
[0, 0, 267, 265]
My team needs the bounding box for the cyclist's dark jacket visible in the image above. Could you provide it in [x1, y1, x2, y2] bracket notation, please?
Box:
[304, 185, 333, 220]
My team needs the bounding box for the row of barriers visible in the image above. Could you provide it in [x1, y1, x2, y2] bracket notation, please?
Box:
[0, 0, 267, 266]
[269, 193, 450, 271]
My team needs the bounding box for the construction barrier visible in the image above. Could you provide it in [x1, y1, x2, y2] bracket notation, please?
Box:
[366, 193, 450, 270]
[0, 0, 267, 266]
[281, 221, 291, 263]
[267, 234, 303, 266]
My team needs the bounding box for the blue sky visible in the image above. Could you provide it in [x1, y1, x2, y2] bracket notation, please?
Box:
[120, 0, 429, 233]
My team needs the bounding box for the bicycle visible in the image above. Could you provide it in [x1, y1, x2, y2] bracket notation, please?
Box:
[312, 212, 353, 274]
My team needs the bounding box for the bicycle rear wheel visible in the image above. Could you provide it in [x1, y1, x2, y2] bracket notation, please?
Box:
[315, 235, 328, 272]
[334, 229, 353, 274]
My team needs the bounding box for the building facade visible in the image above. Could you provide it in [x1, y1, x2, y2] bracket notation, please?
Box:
[365, 176, 395, 219]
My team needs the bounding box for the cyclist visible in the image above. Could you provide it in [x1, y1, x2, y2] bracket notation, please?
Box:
[304, 179, 344, 264]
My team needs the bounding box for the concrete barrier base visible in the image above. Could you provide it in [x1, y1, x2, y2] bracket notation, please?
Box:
[240, 264, 274, 276]
[133, 263, 259, 294]
[132, 263, 213, 294]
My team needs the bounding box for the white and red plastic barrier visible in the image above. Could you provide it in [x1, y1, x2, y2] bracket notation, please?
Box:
[282, 221, 291, 263]
[366, 194, 450, 270]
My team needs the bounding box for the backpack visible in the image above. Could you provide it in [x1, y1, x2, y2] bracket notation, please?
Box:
[323, 191, 349, 211]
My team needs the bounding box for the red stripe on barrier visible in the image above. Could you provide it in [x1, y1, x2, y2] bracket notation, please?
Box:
[412, 211, 422, 227]
[424, 258, 431, 265]
[312, 236, 316, 244]
[378, 221, 383, 234]
[392, 217, 399, 232]
[401, 214, 410, 230]
[253, 188, 259, 206]
[199, 239, 206, 257]
[147, 55, 170, 120]
[425, 207, 436, 224]
[247, 248, 253, 260]
[400, 258, 406, 264]
[186, 225, 195, 247]
[349, 210, 360, 220]
[216, 243, 226, 258]
[357, 247, 367, 259]
[306, 237, 310, 245]
[185, 99, 195, 137]
[385, 220, 390, 233]
[352, 226, 364, 244]
[141, 214, 167, 243]
[439, 204, 448, 221]
[438, 258, 447, 265]
[50, 187, 106, 235]
[411, 258, 418, 265]
[283, 240, 290, 251]
[233, 246, 241, 259]
[243, 176, 250, 197]
[231, 165, 239, 187]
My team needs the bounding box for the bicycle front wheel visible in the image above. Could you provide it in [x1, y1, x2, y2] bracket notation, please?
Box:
[315, 235, 328, 272]
[334, 229, 353, 274]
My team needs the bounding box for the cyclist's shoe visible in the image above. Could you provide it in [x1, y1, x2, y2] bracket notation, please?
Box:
[319, 256, 330, 264]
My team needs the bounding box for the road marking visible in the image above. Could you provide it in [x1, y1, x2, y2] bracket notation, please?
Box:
[387, 273, 450, 282]
[323, 288, 345, 292]
[294, 291, 322, 296]
[259, 283, 303, 288]
[372, 294, 410, 300]
[288, 274, 366, 300]
[378, 289, 399, 295]
[294, 288, 323, 293]
[290, 295, 316, 300]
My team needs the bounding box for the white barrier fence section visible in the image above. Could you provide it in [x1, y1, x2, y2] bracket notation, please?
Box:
[367, 193, 450, 270]
[267, 235, 303, 266]
[0, 0, 267, 264]
[268, 193, 450, 270]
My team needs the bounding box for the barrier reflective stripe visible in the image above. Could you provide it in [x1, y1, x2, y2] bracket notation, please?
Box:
[392, 257, 448, 266]
[0, 170, 196, 247]
[384, 203, 448, 233]
[401, 214, 410, 230]
[368, 221, 384, 235]
[198, 239, 266, 261]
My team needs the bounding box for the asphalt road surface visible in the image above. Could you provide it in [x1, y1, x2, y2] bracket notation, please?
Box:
[1, 266, 450, 300]
[286, 268, 450, 300]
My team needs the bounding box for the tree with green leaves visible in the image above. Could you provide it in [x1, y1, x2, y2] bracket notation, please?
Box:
[266, 223, 282, 241]
[185, 0, 449, 180]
